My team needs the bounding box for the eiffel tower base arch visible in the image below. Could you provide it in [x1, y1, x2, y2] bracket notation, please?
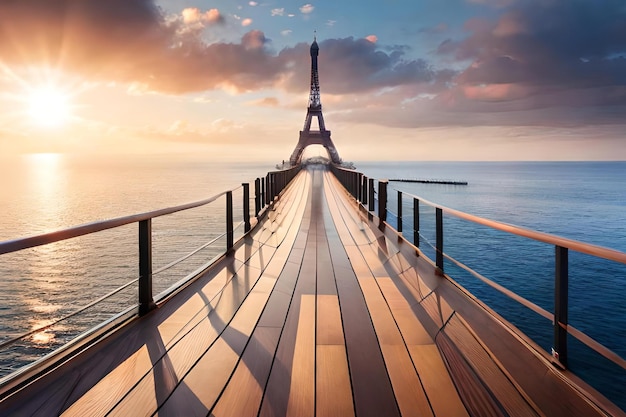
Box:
[290, 130, 342, 166]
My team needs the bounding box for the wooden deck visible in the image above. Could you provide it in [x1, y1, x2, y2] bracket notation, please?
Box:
[0, 165, 622, 417]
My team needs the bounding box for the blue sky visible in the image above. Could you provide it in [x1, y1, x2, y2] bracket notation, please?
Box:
[0, 0, 624, 160]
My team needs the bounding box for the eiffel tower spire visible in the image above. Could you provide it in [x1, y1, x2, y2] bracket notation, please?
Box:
[289, 37, 342, 165]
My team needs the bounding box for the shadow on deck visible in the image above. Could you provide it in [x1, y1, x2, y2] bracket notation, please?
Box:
[0, 165, 622, 417]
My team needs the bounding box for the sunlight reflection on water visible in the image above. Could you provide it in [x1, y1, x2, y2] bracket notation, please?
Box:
[0, 153, 268, 375]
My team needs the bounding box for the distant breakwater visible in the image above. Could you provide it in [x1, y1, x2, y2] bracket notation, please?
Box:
[389, 178, 468, 185]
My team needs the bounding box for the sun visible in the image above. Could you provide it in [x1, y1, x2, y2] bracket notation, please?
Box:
[27, 86, 72, 128]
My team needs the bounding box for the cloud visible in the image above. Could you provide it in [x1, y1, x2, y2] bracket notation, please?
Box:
[300, 4, 314, 14]
[433, 0, 626, 123]
[181, 8, 223, 25]
[326, 20, 336, 27]
[281, 30, 293, 36]
[271, 8, 285, 16]
[0, 0, 170, 70]
[0, 2, 447, 98]
[247, 97, 280, 107]
[0, 1, 291, 94]
[241, 18, 253, 26]
[211, 118, 244, 133]
[365, 35, 378, 43]
[242, 30, 267, 50]
[249, 1, 258, 6]
[278, 37, 449, 95]
[3, 0, 622, 130]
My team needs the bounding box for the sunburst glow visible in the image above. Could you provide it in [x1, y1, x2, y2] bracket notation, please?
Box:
[27, 87, 72, 128]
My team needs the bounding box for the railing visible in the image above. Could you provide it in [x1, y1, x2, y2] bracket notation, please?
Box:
[0, 164, 300, 375]
[330, 164, 626, 372]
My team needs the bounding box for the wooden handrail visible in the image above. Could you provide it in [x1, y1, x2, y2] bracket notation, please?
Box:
[0, 189, 234, 256]
[402, 192, 626, 265]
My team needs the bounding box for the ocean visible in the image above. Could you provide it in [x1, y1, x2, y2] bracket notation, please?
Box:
[1, 155, 625, 408]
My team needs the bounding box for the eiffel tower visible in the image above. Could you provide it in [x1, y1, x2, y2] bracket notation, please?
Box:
[289, 37, 342, 165]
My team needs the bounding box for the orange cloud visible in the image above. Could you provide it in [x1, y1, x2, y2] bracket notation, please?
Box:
[462, 83, 528, 101]
[247, 97, 280, 107]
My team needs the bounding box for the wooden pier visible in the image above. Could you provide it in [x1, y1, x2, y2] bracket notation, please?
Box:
[0, 164, 623, 417]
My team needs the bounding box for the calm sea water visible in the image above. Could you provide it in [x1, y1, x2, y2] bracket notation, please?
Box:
[0, 156, 624, 408]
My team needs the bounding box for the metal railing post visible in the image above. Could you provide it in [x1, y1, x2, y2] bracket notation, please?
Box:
[378, 180, 388, 224]
[368, 178, 375, 212]
[254, 178, 261, 216]
[243, 183, 251, 233]
[226, 191, 234, 252]
[261, 177, 266, 208]
[272, 173, 277, 199]
[397, 190, 403, 233]
[265, 175, 270, 205]
[362, 175, 368, 206]
[281, 171, 286, 193]
[554, 245, 569, 367]
[139, 219, 156, 315]
[436, 208, 444, 273]
[413, 198, 420, 248]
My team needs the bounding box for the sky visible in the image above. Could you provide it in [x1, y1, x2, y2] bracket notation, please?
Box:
[0, 0, 625, 161]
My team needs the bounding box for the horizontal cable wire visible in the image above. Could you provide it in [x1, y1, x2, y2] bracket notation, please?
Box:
[417, 228, 626, 371]
[0, 278, 139, 350]
[153, 232, 228, 276]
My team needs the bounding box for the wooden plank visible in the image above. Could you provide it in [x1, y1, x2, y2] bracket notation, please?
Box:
[386, 252, 413, 275]
[156, 337, 239, 416]
[360, 242, 394, 278]
[357, 277, 404, 345]
[331, 263, 400, 417]
[316, 238, 337, 295]
[355, 274, 433, 417]
[316, 345, 355, 417]
[155, 293, 212, 348]
[257, 289, 293, 328]
[157, 287, 277, 416]
[381, 344, 434, 417]
[408, 344, 470, 417]
[271, 257, 302, 296]
[280, 295, 316, 417]
[419, 292, 446, 330]
[398, 268, 429, 302]
[343, 245, 372, 277]
[316, 295, 344, 345]
[260, 194, 316, 417]
[227, 292, 272, 337]
[210, 327, 281, 417]
[61, 345, 154, 417]
[252, 275, 278, 295]
[321, 175, 401, 417]
[443, 315, 539, 416]
[165, 318, 220, 379]
[118, 290, 271, 416]
[376, 277, 433, 345]
[436, 333, 507, 417]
